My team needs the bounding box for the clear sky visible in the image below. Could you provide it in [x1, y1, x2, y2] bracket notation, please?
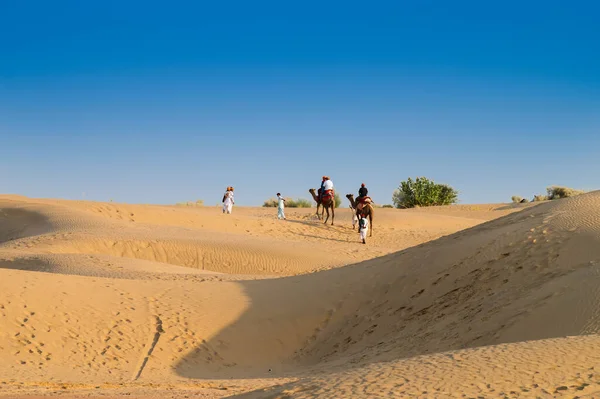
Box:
[1, 1, 598, 206]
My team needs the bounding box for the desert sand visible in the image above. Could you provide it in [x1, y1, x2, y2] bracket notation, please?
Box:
[2, 193, 600, 398]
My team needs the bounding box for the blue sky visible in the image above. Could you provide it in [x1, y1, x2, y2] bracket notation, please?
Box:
[1, 1, 598, 206]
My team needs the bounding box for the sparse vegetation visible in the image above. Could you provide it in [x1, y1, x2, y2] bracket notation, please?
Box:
[547, 186, 585, 200]
[176, 199, 204, 207]
[289, 198, 312, 208]
[263, 198, 312, 208]
[392, 177, 458, 209]
[262, 198, 278, 207]
[382, 204, 394, 208]
[527, 186, 585, 203]
[334, 192, 342, 208]
[511, 196, 529, 204]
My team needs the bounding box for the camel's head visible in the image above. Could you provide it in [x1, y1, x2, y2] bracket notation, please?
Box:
[346, 194, 354, 199]
[309, 188, 316, 194]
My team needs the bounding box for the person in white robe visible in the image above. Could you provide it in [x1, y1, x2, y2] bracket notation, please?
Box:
[359, 213, 369, 244]
[277, 193, 286, 220]
[223, 187, 235, 214]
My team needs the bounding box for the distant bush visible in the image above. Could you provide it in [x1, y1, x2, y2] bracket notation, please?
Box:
[392, 177, 458, 209]
[334, 192, 341, 208]
[288, 198, 312, 208]
[511, 196, 529, 204]
[533, 195, 548, 202]
[263, 198, 312, 208]
[547, 186, 585, 200]
[263, 198, 278, 207]
[176, 199, 204, 207]
[382, 204, 394, 208]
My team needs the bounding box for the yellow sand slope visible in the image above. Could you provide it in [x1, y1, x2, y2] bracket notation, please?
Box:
[2, 193, 600, 398]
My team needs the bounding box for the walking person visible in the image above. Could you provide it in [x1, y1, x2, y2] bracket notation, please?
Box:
[359, 212, 369, 244]
[277, 193, 286, 220]
[222, 186, 235, 214]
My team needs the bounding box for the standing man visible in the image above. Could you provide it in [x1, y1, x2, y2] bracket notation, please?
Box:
[277, 193, 286, 220]
[223, 187, 235, 214]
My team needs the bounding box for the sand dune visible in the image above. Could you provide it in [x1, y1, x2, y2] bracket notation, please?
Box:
[2, 193, 599, 398]
[238, 335, 600, 398]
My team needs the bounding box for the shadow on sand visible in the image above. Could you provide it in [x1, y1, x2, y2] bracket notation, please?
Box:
[171, 206, 540, 381]
[172, 201, 575, 392]
[172, 255, 391, 380]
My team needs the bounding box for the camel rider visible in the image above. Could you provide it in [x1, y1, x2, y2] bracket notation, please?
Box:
[319, 176, 326, 201]
[320, 176, 334, 201]
[358, 183, 368, 200]
[356, 183, 372, 211]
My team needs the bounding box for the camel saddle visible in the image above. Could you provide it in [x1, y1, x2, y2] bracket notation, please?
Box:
[321, 189, 334, 202]
[357, 196, 372, 211]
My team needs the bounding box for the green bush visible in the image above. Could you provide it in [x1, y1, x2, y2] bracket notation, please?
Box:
[547, 186, 585, 200]
[382, 204, 394, 208]
[334, 192, 341, 208]
[392, 177, 458, 209]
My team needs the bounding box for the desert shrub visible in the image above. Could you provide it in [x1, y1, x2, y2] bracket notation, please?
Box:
[533, 195, 548, 202]
[391, 189, 404, 208]
[511, 196, 523, 203]
[176, 199, 204, 207]
[287, 198, 312, 208]
[263, 198, 312, 208]
[547, 186, 585, 200]
[334, 192, 342, 208]
[392, 177, 458, 209]
[382, 204, 394, 208]
[262, 198, 278, 207]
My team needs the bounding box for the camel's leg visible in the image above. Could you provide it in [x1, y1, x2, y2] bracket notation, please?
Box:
[369, 212, 373, 237]
[323, 207, 330, 224]
[356, 209, 361, 231]
[331, 205, 334, 225]
[316, 203, 321, 220]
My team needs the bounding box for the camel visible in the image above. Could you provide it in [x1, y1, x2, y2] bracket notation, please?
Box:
[346, 194, 374, 237]
[309, 188, 335, 225]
